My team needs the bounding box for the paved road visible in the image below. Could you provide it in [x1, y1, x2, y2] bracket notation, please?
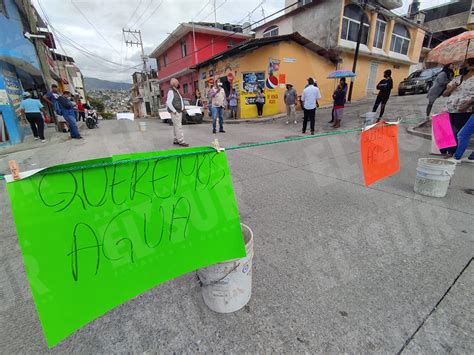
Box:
[0, 94, 472, 353]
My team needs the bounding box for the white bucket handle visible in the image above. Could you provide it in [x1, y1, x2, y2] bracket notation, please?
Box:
[196, 263, 241, 287]
[443, 170, 454, 177]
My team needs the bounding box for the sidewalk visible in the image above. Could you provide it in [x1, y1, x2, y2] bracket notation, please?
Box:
[0, 121, 86, 156]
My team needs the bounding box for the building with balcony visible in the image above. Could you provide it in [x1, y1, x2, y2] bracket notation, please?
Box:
[253, 0, 426, 100]
[149, 22, 251, 103]
[131, 70, 160, 118]
[407, 0, 473, 66]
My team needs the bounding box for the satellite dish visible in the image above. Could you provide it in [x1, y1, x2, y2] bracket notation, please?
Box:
[242, 22, 251, 34]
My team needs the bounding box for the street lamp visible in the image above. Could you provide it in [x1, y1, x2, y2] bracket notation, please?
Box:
[348, 0, 370, 102]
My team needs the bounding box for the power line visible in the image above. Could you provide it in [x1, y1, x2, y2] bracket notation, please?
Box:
[70, 0, 121, 56]
[130, 0, 153, 28]
[37, 0, 69, 56]
[136, 0, 164, 28]
[192, 0, 212, 21]
[154, 1, 300, 69]
[126, 0, 143, 28]
[199, 0, 228, 22]
[37, 0, 140, 69]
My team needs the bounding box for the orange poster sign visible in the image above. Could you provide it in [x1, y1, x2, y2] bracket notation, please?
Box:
[278, 73, 286, 84]
[360, 122, 400, 187]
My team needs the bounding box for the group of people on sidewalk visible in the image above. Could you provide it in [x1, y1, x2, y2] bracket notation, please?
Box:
[19, 84, 86, 143]
[283, 77, 346, 135]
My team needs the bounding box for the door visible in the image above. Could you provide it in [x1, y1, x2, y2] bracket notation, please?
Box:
[366, 62, 379, 94]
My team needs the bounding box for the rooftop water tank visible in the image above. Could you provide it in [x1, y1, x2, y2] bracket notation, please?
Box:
[375, 0, 403, 10]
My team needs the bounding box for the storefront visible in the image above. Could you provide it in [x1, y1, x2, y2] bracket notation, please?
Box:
[194, 34, 340, 119]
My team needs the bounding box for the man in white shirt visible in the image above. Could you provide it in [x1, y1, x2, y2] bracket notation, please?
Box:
[301, 78, 321, 135]
[209, 81, 226, 133]
[166, 78, 189, 147]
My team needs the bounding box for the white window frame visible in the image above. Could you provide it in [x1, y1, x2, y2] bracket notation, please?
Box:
[263, 25, 279, 38]
[373, 16, 387, 49]
[181, 41, 187, 58]
[390, 24, 410, 55]
[341, 15, 370, 44]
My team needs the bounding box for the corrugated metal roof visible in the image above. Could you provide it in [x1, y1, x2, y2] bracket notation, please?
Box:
[192, 32, 341, 69]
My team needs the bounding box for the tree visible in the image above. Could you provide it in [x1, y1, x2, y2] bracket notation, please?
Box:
[86, 96, 105, 112]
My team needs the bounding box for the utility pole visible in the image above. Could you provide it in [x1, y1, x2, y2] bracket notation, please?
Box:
[347, 0, 369, 103]
[214, 0, 217, 28]
[123, 28, 148, 73]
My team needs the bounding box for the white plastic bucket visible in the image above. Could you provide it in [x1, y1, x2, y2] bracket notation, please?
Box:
[414, 158, 456, 198]
[138, 122, 147, 132]
[365, 112, 378, 125]
[197, 223, 254, 313]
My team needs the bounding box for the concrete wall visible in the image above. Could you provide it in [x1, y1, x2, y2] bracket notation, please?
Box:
[338, 51, 410, 101]
[254, 17, 294, 38]
[291, 0, 344, 49]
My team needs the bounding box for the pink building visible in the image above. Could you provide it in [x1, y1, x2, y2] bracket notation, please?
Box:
[149, 23, 251, 103]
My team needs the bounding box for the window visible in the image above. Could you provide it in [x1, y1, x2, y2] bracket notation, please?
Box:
[183, 83, 188, 94]
[390, 23, 410, 55]
[373, 15, 387, 49]
[299, 0, 312, 6]
[181, 41, 187, 57]
[228, 40, 235, 48]
[163, 54, 168, 66]
[341, 4, 370, 45]
[263, 25, 279, 38]
[156, 58, 161, 71]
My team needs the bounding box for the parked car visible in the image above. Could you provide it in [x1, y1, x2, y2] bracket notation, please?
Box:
[398, 67, 442, 96]
[158, 100, 203, 125]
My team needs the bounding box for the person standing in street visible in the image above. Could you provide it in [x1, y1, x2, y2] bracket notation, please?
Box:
[57, 91, 82, 139]
[255, 87, 265, 118]
[332, 80, 347, 129]
[43, 83, 59, 107]
[448, 111, 474, 164]
[77, 99, 86, 122]
[19, 92, 47, 143]
[426, 64, 453, 118]
[301, 78, 321, 135]
[441, 58, 474, 157]
[284, 83, 298, 124]
[372, 70, 393, 120]
[166, 78, 189, 147]
[329, 78, 347, 124]
[209, 82, 226, 133]
[228, 90, 238, 119]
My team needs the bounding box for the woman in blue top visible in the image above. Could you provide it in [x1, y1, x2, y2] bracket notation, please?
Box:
[228, 90, 238, 119]
[19, 92, 47, 142]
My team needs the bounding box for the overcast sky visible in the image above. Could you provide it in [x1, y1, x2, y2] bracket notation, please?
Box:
[32, 0, 451, 83]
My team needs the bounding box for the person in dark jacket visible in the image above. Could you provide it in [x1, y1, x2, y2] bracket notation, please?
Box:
[332, 80, 347, 128]
[426, 64, 453, 118]
[329, 78, 347, 124]
[372, 70, 393, 120]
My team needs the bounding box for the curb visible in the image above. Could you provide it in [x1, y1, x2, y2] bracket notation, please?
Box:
[203, 113, 287, 124]
[406, 120, 431, 140]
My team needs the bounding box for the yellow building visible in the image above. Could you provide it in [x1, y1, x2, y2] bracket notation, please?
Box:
[254, 0, 426, 101]
[194, 34, 339, 119]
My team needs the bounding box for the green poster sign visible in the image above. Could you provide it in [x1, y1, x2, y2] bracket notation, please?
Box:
[6, 147, 245, 347]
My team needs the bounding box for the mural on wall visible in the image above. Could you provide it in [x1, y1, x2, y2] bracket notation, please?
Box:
[240, 57, 281, 118]
[266, 57, 280, 90]
[242, 72, 265, 93]
[3, 71, 23, 118]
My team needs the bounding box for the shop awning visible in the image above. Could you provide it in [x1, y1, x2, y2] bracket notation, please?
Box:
[0, 49, 43, 77]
